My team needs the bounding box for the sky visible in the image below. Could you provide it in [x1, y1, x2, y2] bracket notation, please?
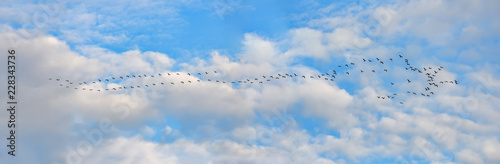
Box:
[0, 0, 500, 163]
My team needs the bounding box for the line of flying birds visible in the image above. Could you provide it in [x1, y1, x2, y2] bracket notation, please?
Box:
[49, 54, 458, 105]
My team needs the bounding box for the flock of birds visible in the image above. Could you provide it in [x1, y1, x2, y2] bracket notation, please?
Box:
[49, 54, 459, 105]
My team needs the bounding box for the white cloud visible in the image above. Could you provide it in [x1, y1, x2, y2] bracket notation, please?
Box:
[1, 0, 500, 163]
[482, 138, 500, 162]
[455, 149, 484, 164]
[297, 79, 357, 129]
[82, 135, 340, 164]
[286, 27, 372, 59]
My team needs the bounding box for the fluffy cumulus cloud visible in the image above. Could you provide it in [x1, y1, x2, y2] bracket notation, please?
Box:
[0, 0, 499, 164]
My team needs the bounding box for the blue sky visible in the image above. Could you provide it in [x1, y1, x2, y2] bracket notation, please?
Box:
[1, 0, 500, 163]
